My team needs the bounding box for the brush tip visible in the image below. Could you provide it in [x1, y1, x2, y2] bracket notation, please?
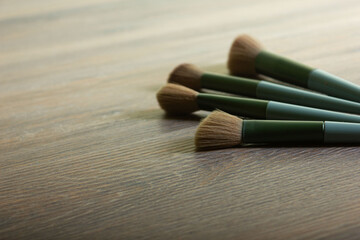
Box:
[227, 34, 263, 76]
[156, 83, 199, 115]
[195, 110, 243, 150]
[168, 63, 203, 90]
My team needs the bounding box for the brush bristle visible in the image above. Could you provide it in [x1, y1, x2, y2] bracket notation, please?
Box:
[156, 83, 199, 115]
[195, 110, 243, 150]
[227, 34, 263, 76]
[168, 63, 203, 90]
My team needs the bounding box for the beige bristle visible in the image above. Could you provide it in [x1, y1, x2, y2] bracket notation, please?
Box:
[195, 110, 243, 150]
[168, 63, 203, 91]
[156, 83, 199, 115]
[227, 34, 263, 76]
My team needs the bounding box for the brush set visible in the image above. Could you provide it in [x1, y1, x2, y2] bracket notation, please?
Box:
[156, 34, 360, 150]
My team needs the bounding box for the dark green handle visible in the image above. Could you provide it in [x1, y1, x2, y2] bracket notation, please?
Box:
[242, 120, 324, 143]
[201, 73, 259, 97]
[255, 51, 314, 87]
[197, 93, 268, 118]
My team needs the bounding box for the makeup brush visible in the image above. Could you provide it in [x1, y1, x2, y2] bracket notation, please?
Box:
[227, 34, 360, 102]
[168, 64, 360, 115]
[195, 110, 360, 150]
[156, 83, 360, 122]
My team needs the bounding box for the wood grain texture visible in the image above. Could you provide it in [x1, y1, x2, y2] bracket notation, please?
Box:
[1, 0, 360, 239]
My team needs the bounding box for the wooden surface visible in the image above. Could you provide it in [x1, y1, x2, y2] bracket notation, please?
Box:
[1, 0, 360, 239]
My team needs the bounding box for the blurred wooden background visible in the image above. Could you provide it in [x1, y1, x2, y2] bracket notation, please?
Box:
[1, 0, 360, 239]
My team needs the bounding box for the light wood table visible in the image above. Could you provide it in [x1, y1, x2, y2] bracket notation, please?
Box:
[1, 0, 360, 239]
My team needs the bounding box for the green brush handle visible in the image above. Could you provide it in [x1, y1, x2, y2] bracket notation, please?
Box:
[255, 51, 313, 87]
[241, 120, 360, 144]
[257, 81, 360, 115]
[266, 101, 360, 123]
[255, 50, 360, 102]
[200, 72, 360, 115]
[308, 70, 360, 102]
[196, 94, 268, 118]
[201, 73, 259, 97]
[197, 93, 360, 123]
[324, 121, 360, 143]
[242, 120, 324, 143]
